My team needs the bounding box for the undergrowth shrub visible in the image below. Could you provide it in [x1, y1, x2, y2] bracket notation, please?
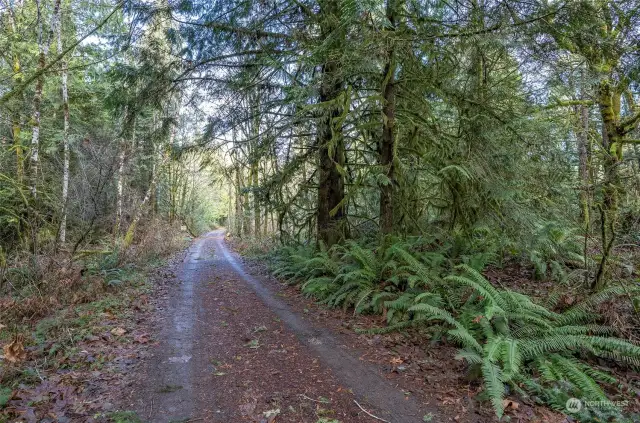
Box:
[123, 219, 187, 264]
[525, 223, 588, 282]
[0, 220, 184, 328]
[272, 239, 638, 420]
[231, 234, 279, 258]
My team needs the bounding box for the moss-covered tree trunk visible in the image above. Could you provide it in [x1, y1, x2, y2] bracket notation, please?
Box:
[242, 166, 251, 237]
[316, 0, 346, 247]
[594, 80, 623, 290]
[379, 0, 399, 236]
[235, 165, 243, 236]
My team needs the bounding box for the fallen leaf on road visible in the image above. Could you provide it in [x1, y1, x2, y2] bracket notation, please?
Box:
[3, 335, 27, 363]
[168, 355, 191, 363]
[503, 399, 519, 411]
[134, 334, 149, 343]
[246, 339, 261, 349]
[261, 408, 280, 423]
[110, 327, 127, 336]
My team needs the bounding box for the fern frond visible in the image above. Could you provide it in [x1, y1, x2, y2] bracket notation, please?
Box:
[482, 358, 505, 418]
[449, 265, 509, 309]
[354, 287, 375, 314]
[558, 286, 627, 325]
[500, 338, 521, 380]
[456, 349, 483, 364]
[409, 303, 483, 353]
[550, 354, 608, 401]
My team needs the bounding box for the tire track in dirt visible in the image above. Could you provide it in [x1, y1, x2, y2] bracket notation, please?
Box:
[126, 230, 435, 422]
[215, 232, 434, 423]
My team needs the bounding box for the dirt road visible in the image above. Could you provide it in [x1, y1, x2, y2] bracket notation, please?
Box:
[124, 230, 433, 422]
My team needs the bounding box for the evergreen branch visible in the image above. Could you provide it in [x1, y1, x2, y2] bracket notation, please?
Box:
[0, 1, 125, 106]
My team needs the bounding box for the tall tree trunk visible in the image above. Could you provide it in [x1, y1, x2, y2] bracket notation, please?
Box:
[58, 6, 70, 244]
[168, 120, 178, 222]
[316, 0, 346, 247]
[379, 0, 399, 236]
[179, 172, 188, 221]
[11, 59, 23, 184]
[228, 179, 233, 231]
[29, 0, 62, 198]
[594, 80, 622, 290]
[576, 102, 590, 224]
[243, 166, 251, 237]
[252, 160, 261, 237]
[574, 69, 591, 229]
[263, 206, 268, 237]
[115, 138, 126, 236]
[235, 166, 243, 236]
[573, 76, 592, 287]
[2, 0, 25, 183]
[114, 107, 131, 237]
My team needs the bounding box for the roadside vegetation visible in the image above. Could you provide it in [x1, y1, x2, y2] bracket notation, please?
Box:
[1, 222, 188, 421]
[271, 236, 640, 421]
[2, 0, 640, 422]
[0, 2, 216, 420]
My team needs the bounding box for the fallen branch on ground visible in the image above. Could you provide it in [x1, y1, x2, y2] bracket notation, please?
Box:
[354, 400, 391, 423]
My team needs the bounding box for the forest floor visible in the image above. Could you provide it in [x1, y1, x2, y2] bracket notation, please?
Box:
[1, 229, 569, 423]
[117, 230, 565, 423]
[122, 230, 434, 423]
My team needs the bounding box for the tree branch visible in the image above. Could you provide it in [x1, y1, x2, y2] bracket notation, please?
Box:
[620, 108, 640, 135]
[0, 1, 124, 106]
[542, 99, 594, 110]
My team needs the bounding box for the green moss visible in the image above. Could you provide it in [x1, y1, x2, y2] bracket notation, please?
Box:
[107, 411, 143, 423]
[0, 386, 12, 408]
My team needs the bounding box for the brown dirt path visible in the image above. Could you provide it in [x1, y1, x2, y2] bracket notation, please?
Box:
[123, 230, 436, 423]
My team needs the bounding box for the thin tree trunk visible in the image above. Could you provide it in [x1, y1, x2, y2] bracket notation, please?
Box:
[115, 141, 126, 236]
[114, 107, 130, 237]
[168, 119, 178, 222]
[123, 142, 163, 248]
[179, 172, 188, 221]
[123, 173, 156, 248]
[12, 65, 23, 184]
[263, 206, 268, 237]
[3, 0, 25, 183]
[594, 81, 622, 291]
[243, 166, 251, 237]
[577, 103, 590, 222]
[252, 161, 260, 237]
[58, 6, 71, 244]
[574, 69, 591, 229]
[29, 0, 62, 198]
[228, 179, 233, 231]
[235, 165, 243, 236]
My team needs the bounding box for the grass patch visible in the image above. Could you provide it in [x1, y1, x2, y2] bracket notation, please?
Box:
[0, 386, 11, 408]
[157, 384, 183, 393]
[107, 410, 143, 423]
